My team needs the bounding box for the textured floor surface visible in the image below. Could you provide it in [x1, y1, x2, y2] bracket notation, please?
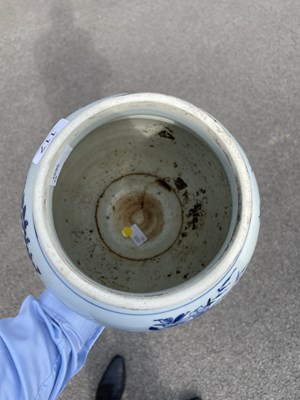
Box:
[0, 1, 299, 399]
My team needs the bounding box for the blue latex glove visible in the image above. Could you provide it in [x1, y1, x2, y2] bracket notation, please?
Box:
[0, 289, 104, 399]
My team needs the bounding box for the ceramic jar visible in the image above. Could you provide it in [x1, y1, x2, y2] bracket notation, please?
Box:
[21, 93, 260, 331]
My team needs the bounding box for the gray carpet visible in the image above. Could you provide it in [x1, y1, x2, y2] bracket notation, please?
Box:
[0, 1, 299, 399]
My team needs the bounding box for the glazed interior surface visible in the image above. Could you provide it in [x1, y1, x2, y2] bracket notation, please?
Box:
[52, 116, 233, 293]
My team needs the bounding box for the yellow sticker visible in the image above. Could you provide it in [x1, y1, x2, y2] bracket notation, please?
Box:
[122, 226, 132, 238]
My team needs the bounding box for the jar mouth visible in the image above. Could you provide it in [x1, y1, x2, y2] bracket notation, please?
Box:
[33, 93, 252, 311]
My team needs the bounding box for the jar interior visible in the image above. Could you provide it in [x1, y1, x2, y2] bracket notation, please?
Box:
[52, 116, 234, 293]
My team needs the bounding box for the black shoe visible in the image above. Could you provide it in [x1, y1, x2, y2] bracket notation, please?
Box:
[95, 355, 126, 400]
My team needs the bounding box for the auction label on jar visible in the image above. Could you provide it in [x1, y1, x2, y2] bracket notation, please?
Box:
[50, 145, 73, 186]
[33, 119, 69, 165]
[130, 224, 148, 247]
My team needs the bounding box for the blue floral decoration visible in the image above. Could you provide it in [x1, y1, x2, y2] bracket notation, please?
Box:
[21, 193, 41, 274]
[149, 268, 237, 330]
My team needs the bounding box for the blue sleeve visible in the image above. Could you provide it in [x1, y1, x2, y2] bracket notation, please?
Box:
[0, 289, 104, 400]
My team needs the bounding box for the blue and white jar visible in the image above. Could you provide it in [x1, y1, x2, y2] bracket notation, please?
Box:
[22, 93, 260, 331]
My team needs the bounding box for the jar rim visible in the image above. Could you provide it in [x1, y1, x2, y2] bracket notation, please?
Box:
[32, 93, 252, 311]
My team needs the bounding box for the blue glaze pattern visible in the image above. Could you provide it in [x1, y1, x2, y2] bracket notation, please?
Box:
[21, 193, 41, 274]
[149, 268, 238, 330]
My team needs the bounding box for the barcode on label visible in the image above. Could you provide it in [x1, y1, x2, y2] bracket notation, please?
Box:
[133, 235, 142, 244]
[130, 224, 147, 247]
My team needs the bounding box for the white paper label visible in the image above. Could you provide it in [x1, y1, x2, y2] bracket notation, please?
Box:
[50, 145, 73, 186]
[33, 119, 69, 165]
[130, 224, 148, 247]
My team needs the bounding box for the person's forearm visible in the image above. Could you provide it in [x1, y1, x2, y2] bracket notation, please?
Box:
[0, 289, 104, 400]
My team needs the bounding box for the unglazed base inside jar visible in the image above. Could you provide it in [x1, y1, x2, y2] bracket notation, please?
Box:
[52, 116, 233, 293]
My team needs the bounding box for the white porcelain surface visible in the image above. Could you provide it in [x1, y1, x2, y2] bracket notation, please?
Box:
[22, 93, 260, 331]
